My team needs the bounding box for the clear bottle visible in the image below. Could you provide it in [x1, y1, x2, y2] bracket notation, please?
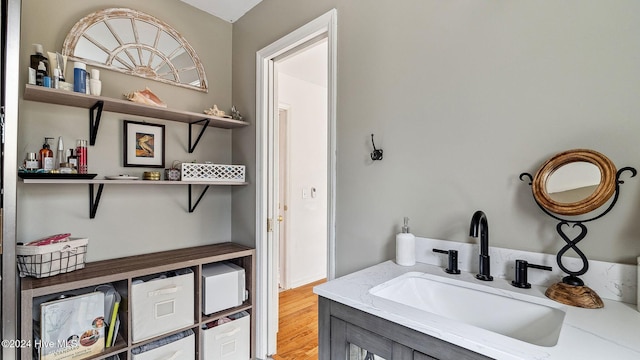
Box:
[39, 137, 54, 171]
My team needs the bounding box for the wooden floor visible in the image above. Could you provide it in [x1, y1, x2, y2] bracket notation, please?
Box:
[272, 279, 325, 360]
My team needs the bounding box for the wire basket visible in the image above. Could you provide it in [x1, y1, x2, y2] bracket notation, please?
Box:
[16, 238, 88, 278]
[181, 163, 246, 182]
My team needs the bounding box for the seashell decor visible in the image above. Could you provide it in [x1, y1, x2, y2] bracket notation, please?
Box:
[204, 105, 233, 118]
[124, 87, 167, 108]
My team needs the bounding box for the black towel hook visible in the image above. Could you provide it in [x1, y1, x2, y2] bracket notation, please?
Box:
[370, 134, 383, 161]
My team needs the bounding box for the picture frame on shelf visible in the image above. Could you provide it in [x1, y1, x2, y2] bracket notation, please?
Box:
[123, 120, 165, 168]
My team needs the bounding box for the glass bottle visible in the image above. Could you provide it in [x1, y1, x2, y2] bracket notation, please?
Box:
[76, 139, 88, 174]
[39, 137, 54, 171]
[67, 149, 78, 170]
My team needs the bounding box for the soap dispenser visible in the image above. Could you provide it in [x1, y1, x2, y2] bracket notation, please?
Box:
[396, 217, 416, 266]
[39, 137, 54, 171]
[30, 44, 49, 77]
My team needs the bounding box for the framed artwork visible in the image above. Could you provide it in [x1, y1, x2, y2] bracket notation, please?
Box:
[123, 120, 165, 167]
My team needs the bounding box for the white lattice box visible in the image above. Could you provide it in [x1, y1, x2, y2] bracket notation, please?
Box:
[181, 163, 246, 182]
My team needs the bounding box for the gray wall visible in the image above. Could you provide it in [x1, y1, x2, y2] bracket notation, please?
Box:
[232, 0, 640, 276]
[19, 0, 234, 261]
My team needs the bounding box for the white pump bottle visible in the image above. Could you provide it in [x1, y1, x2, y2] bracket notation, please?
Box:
[396, 217, 416, 266]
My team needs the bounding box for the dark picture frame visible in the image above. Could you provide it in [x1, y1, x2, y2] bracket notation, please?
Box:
[123, 120, 165, 167]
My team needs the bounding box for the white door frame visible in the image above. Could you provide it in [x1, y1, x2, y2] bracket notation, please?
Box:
[255, 8, 337, 359]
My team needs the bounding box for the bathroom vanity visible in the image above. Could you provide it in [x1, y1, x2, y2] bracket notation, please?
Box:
[319, 295, 491, 360]
[315, 238, 640, 360]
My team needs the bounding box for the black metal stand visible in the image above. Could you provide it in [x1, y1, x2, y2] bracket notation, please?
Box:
[519, 167, 636, 285]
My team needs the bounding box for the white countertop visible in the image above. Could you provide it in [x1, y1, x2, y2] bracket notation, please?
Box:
[314, 260, 640, 360]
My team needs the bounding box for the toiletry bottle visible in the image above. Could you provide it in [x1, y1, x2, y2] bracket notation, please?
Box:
[90, 69, 102, 96]
[85, 71, 90, 95]
[36, 61, 46, 86]
[39, 137, 54, 171]
[76, 139, 87, 174]
[67, 149, 78, 170]
[28, 67, 36, 85]
[396, 217, 416, 266]
[73, 62, 87, 93]
[25, 152, 38, 171]
[56, 136, 64, 169]
[30, 44, 50, 77]
[52, 68, 60, 89]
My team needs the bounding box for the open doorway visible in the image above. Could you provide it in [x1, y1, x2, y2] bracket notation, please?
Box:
[270, 39, 328, 359]
[276, 39, 328, 291]
[254, 9, 337, 360]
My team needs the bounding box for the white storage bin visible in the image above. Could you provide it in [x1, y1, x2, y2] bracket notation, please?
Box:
[132, 330, 195, 360]
[202, 262, 246, 315]
[131, 269, 194, 342]
[181, 163, 245, 182]
[202, 313, 250, 360]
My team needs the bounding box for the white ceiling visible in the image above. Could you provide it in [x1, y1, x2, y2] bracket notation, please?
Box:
[179, 0, 263, 23]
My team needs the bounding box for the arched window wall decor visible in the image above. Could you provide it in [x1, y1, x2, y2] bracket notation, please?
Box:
[62, 8, 208, 92]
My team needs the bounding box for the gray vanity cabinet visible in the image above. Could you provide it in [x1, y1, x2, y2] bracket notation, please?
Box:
[319, 297, 493, 360]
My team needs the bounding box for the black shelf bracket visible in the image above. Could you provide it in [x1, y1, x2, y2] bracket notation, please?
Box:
[188, 118, 210, 153]
[89, 101, 104, 145]
[89, 183, 104, 219]
[188, 184, 210, 212]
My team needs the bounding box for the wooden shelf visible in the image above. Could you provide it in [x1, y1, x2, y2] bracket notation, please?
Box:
[20, 242, 256, 360]
[23, 84, 249, 129]
[21, 178, 248, 186]
[19, 177, 248, 218]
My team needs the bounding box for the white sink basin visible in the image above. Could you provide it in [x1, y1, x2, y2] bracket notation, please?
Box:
[369, 272, 566, 347]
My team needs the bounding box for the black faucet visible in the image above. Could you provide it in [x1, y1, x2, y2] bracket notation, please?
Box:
[469, 210, 493, 281]
[432, 249, 461, 274]
[511, 260, 552, 288]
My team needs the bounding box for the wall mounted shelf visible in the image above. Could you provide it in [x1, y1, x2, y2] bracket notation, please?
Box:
[20, 178, 248, 219]
[23, 84, 249, 149]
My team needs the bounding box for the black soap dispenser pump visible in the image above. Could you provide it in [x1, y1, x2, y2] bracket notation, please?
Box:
[30, 44, 49, 76]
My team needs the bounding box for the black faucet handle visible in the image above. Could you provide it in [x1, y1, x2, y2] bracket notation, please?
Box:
[511, 259, 552, 289]
[432, 249, 461, 275]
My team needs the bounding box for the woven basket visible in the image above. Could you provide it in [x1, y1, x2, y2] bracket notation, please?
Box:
[16, 238, 88, 278]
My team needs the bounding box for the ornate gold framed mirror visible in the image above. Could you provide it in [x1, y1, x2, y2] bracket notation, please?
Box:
[532, 149, 617, 216]
[62, 8, 208, 92]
